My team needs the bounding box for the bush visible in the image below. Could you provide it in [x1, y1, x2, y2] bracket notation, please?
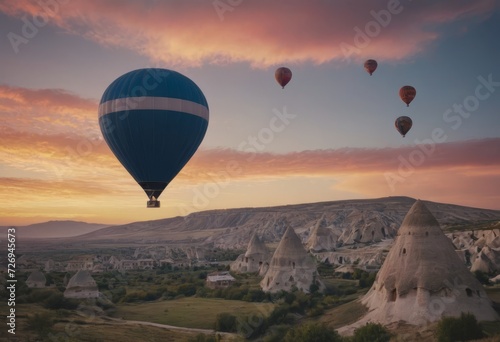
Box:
[308, 306, 325, 317]
[43, 292, 79, 310]
[111, 286, 126, 303]
[26, 312, 54, 338]
[214, 312, 238, 332]
[474, 270, 491, 285]
[352, 269, 377, 289]
[309, 282, 320, 293]
[177, 284, 197, 297]
[242, 289, 267, 302]
[352, 322, 391, 342]
[283, 323, 342, 342]
[436, 313, 484, 342]
[267, 304, 292, 326]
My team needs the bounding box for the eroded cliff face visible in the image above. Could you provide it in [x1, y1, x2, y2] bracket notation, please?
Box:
[56, 197, 500, 274]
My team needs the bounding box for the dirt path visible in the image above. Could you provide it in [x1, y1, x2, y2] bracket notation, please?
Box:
[105, 317, 237, 337]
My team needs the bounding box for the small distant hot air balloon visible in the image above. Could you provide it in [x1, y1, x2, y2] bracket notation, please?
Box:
[275, 67, 292, 89]
[364, 59, 378, 76]
[399, 86, 416, 107]
[98, 68, 209, 208]
[395, 116, 413, 137]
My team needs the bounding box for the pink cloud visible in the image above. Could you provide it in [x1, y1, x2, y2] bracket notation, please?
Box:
[0, 0, 497, 67]
[0, 85, 99, 136]
[334, 166, 500, 210]
[186, 138, 500, 179]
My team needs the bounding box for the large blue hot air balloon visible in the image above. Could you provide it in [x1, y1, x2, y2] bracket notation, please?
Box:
[98, 68, 209, 207]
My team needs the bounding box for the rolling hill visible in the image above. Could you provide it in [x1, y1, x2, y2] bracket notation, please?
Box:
[0, 220, 110, 239]
[54, 196, 500, 249]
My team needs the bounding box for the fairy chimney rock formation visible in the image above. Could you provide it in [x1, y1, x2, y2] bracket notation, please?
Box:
[360, 200, 498, 325]
[260, 226, 324, 293]
[26, 270, 46, 288]
[64, 270, 99, 298]
[230, 232, 270, 274]
[306, 215, 338, 252]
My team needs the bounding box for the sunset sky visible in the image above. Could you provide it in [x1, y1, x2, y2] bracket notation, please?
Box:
[1, 0, 499, 226]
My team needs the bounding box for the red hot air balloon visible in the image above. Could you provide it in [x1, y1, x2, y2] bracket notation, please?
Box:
[395, 116, 413, 137]
[364, 59, 378, 76]
[399, 86, 416, 107]
[275, 67, 292, 89]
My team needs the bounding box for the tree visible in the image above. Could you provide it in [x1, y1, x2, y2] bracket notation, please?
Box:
[214, 312, 238, 332]
[352, 322, 391, 342]
[436, 313, 484, 342]
[283, 323, 342, 342]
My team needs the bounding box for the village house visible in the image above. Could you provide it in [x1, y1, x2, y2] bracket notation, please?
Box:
[115, 258, 155, 270]
[206, 272, 236, 289]
[65, 255, 94, 271]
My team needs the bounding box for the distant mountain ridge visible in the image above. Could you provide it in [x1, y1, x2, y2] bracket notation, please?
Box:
[0, 220, 110, 239]
[58, 196, 500, 248]
[4, 197, 499, 245]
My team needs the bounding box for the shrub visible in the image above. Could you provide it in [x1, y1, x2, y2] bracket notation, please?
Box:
[188, 333, 217, 342]
[309, 282, 320, 293]
[111, 286, 126, 303]
[352, 322, 391, 342]
[436, 313, 484, 342]
[267, 304, 292, 326]
[242, 289, 267, 302]
[474, 270, 491, 285]
[177, 284, 197, 297]
[308, 306, 325, 317]
[283, 323, 342, 342]
[43, 292, 79, 310]
[214, 312, 238, 332]
[26, 312, 54, 338]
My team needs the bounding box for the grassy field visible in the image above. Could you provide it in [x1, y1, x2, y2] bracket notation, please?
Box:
[319, 298, 367, 329]
[47, 321, 241, 342]
[114, 297, 275, 330]
[0, 302, 242, 341]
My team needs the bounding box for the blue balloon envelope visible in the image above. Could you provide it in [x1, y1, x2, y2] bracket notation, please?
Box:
[98, 68, 209, 207]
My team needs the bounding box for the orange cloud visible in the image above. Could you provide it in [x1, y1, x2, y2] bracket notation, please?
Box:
[0, 127, 122, 180]
[0, 85, 99, 136]
[1, 0, 497, 67]
[1, 84, 499, 224]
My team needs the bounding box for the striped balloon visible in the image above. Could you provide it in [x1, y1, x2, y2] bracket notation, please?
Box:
[98, 68, 209, 207]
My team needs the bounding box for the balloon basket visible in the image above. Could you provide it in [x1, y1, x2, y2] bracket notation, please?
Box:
[147, 200, 160, 208]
